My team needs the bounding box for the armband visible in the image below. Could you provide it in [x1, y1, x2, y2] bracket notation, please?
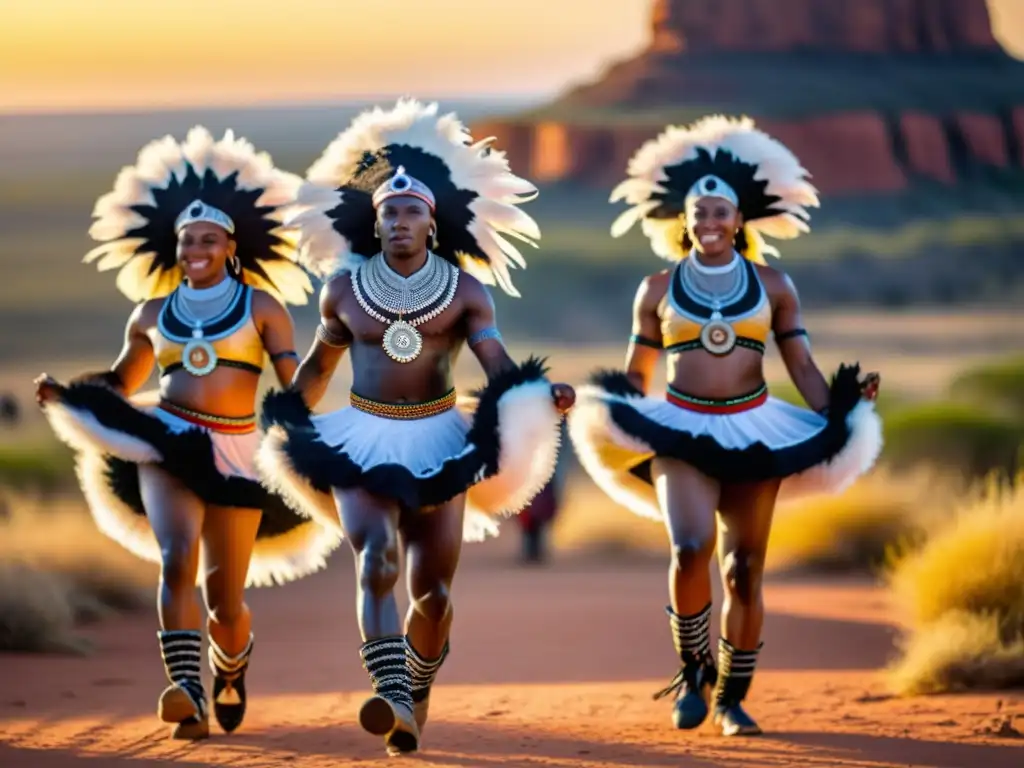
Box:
[316, 322, 351, 349]
[269, 350, 299, 362]
[629, 334, 662, 350]
[468, 326, 502, 347]
[775, 328, 808, 342]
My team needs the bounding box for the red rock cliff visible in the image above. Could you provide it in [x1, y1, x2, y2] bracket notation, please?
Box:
[650, 0, 999, 55]
[471, 0, 1024, 194]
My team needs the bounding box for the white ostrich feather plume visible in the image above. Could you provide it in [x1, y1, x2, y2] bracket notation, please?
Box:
[290, 98, 540, 298]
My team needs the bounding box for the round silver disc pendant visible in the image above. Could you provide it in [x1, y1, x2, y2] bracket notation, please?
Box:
[382, 320, 423, 363]
[700, 319, 737, 356]
[182, 338, 218, 376]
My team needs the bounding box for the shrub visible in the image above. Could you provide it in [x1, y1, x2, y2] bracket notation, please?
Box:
[886, 473, 1024, 695]
[948, 356, 1024, 423]
[881, 402, 1021, 480]
[0, 441, 75, 492]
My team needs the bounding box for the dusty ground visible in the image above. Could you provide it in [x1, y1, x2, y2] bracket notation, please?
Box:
[1, 536, 1022, 768]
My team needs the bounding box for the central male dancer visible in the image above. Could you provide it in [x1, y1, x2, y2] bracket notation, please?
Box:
[257, 100, 573, 755]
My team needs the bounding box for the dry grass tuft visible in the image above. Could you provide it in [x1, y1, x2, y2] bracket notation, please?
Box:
[886, 472, 1024, 695]
[888, 611, 1024, 696]
[887, 474, 1024, 628]
[0, 491, 156, 653]
[765, 469, 953, 575]
[0, 562, 90, 655]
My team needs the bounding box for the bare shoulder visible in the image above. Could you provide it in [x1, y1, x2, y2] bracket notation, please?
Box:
[132, 297, 165, 331]
[754, 262, 798, 301]
[455, 268, 494, 310]
[319, 270, 355, 316]
[636, 268, 672, 310]
[251, 287, 288, 313]
[250, 288, 294, 329]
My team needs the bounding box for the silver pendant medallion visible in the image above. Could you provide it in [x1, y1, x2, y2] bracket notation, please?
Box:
[700, 312, 737, 356]
[382, 319, 423, 363]
[182, 327, 218, 376]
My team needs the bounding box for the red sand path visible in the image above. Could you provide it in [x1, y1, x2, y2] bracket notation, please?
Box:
[1, 537, 1022, 767]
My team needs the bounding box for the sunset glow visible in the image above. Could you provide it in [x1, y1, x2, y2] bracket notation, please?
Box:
[1, 0, 1021, 114]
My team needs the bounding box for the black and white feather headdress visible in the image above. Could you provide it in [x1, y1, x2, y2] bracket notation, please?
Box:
[288, 99, 540, 297]
[609, 115, 819, 264]
[84, 126, 313, 304]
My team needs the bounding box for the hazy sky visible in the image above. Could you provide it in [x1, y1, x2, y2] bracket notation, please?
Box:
[2, 0, 1021, 113]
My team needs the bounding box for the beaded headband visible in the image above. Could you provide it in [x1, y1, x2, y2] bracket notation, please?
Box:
[684, 175, 739, 207]
[371, 166, 436, 211]
[174, 199, 236, 235]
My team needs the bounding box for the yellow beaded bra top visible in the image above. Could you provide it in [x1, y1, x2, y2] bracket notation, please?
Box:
[659, 255, 772, 356]
[148, 281, 265, 377]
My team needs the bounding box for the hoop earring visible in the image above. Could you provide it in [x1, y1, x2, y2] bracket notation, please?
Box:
[374, 223, 381, 239]
[230, 256, 241, 275]
[430, 226, 438, 250]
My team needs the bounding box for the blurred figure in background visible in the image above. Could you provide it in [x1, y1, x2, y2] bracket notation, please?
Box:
[0, 394, 19, 427]
[34, 128, 340, 740]
[518, 420, 568, 564]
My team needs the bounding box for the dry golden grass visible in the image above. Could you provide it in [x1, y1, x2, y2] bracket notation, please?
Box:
[887, 474, 1024, 628]
[888, 611, 1024, 696]
[0, 490, 156, 654]
[886, 472, 1024, 695]
[765, 469, 957, 575]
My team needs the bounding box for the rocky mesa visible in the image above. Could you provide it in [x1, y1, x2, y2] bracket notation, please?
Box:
[471, 0, 1024, 194]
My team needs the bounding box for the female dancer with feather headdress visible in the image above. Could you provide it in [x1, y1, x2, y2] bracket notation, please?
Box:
[34, 127, 341, 740]
[567, 116, 883, 736]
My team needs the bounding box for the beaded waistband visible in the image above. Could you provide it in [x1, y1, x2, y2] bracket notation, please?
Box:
[349, 389, 457, 420]
[158, 401, 257, 434]
[664, 337, 766, 355]
[666, 384, 768, 414]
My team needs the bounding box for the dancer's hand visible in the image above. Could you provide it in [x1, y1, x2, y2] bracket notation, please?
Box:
[33, 374, 60, 406]
[551, 383, 575, 414]
[860, 372, 880, 401]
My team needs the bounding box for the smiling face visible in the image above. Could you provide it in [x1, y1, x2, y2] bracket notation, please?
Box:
[376, 196, 433, 260]
[176, 221, 235, 287]
[685, 196, 743, 261]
